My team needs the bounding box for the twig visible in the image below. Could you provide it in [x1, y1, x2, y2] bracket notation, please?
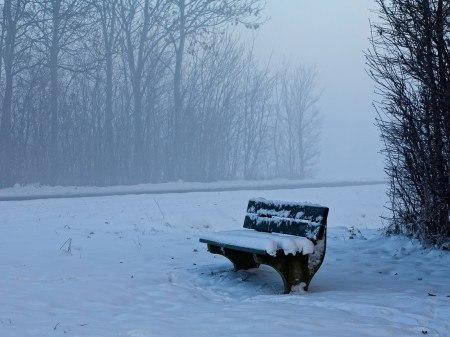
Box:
[153, 198, 166, 222]
[59, 238, 72, 254]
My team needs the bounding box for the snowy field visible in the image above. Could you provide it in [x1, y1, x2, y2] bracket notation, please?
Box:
[1, 184, 449, 337]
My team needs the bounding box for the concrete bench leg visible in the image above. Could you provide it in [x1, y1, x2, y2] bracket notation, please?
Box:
[207, 244, 259, 270]
[224, 248, 260, 271]
[206, 244, 314, 294]
[254, 253, 310, 294]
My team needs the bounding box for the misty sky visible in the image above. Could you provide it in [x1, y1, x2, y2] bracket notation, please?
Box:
[248, 0, 384, 180]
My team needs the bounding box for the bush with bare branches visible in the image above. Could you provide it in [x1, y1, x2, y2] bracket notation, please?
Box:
[367, 0, 450, 247]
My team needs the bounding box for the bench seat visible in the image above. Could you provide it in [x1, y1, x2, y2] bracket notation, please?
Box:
[200, 230, 315, 256]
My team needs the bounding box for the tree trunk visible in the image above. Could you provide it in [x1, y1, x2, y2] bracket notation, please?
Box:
[0, 0, 15, 187]
[167, 0, 186, 181]
[49, 0, 61, 182]
[104, 45, 114, 182]
[133, 80, 143, 181]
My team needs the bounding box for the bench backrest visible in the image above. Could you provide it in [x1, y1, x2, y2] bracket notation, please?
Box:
[243, 198, 329, 242]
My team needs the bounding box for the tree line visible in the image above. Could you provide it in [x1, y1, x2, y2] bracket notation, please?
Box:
[0, 0, 319, 187]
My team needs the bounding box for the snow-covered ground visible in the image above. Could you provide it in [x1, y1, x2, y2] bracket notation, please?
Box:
[1, 184, 449, 337]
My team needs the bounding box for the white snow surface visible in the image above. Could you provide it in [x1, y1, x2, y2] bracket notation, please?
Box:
[0, 184, 449, 337]
[200, 229, 315, 256]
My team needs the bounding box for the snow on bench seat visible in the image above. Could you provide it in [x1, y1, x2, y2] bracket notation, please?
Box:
[200, 230, 315, 256]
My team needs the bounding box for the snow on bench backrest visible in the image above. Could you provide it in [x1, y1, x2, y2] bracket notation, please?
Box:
[243, 198, 329, 242]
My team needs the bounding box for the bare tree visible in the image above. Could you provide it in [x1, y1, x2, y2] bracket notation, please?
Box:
[273, 64, 319, 179]
[164, 0, 264, 180]
[118, 0, 168, 181]
[239, 45, 273, 179]
[94, 0, 118, 182]
[32, 0, 91, 181]
[182, 34, 244, 181]
[367, 0, 449, 246]
[0, 0, 32, 186]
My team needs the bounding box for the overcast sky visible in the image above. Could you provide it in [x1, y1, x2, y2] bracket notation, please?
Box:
[247, 0, 384, 180]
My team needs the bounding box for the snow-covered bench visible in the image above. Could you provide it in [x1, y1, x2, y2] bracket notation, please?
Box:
[199, 198, 329, 293]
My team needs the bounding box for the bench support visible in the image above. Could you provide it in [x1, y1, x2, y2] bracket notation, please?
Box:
[207, 244, 260, 270]
[307, 234, 327, 285]
[254, 253, 310, 294]
[207, 244, 313, 293]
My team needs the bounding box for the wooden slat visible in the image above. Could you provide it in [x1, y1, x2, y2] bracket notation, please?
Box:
[244, 198, 329, 241]
[199, 238, 267, 255]
[243, 215, 323, 240]
[247, 198, 328, 224]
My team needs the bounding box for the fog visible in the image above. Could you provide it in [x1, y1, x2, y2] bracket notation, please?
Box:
[0, 0, 385, 188]
[248, 0, 384, 180]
